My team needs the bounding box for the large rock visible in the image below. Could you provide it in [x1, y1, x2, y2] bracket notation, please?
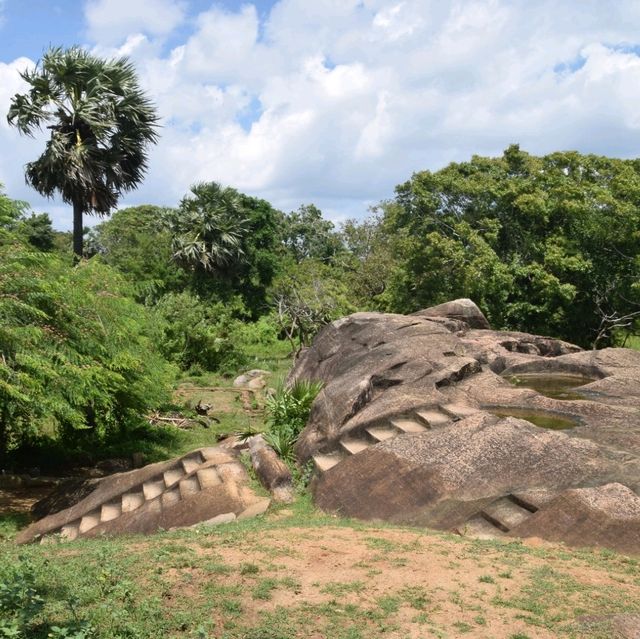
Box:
[290, 300, 640, 553]
[17, 447, 270, 544]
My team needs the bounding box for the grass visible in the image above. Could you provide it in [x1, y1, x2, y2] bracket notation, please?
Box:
[2, 494, 640, 639]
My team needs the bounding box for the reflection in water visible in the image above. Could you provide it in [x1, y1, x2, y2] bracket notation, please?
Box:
[505, 374, 594, 401]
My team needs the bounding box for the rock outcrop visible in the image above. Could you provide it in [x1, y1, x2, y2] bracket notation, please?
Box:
[17, 447, 270, 544]
[290, 299, 640, 553]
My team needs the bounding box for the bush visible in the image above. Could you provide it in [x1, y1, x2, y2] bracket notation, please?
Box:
[235, 314, 280, 346]
[0, 240, 175, 463]
[264, 380, 323, 463]
[154, 292, 247, 375]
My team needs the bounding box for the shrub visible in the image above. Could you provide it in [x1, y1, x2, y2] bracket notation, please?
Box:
[0, 240, 174, 463]
[264, 380, 323, 463]
[154, 292, 247, 375]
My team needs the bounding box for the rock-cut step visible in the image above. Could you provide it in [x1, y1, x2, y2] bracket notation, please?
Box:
[481, 496, 534, 532]
[340, 438, 369, 455]
[101, 500, 122, 522]
[461, 515, 505, 539]
[415, 408, 451, 428]
[78, 511, 100, 534]
[390, 417, 428, 434]
[312, 451, 345, 473]
[122, 491, 145, 513]
[366, 425, 397, 442]
[182, 454, 203, 474]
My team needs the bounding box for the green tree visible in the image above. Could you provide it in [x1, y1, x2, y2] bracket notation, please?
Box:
[0, 184, 28, 232]
[154, 292, 246, 374]
[7, 46, 159, 257]
[170, 182, 247, 274]
[272, 259, 355, 352]
[384, 146, 640, 346]
[86, 204, 186, 301]
[168, 182, 284, 317]
[17, 212, 55, 251]
[282, 203, 343, 264]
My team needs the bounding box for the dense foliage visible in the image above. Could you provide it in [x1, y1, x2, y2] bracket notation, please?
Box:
[264, 380, 324, 463]
[382, 146, 640, 346]
[153, 292, 246, 375]
[0, 226, 174, 462]
[86, 205, 185, 301]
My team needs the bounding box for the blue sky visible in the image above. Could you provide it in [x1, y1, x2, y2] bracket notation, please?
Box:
[2, 1, 640, 230]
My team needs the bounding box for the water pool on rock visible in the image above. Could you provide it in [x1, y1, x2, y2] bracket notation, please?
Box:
[504, 374, 594, 400]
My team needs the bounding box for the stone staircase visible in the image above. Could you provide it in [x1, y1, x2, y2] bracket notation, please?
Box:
[312, 403, 481, 473]
[462, 494, 539, 539]
[40, 449, 259, 543]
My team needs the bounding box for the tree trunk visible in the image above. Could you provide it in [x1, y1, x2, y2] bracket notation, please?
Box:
[72, 200, 83, 259]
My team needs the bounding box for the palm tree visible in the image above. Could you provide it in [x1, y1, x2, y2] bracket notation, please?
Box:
[7, 46, 159, 257]
[169, 182, 248, 273]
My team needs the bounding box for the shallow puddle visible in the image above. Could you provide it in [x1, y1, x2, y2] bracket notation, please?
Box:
[505, 374, 593, 400]
[487, 407, 578, 430]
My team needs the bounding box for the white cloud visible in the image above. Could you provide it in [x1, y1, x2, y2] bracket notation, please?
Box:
[84, 0, 186, 44]
[4, 0, 640, 229]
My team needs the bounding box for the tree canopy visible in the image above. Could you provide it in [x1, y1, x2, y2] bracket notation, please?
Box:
[382, 145, 640, 346]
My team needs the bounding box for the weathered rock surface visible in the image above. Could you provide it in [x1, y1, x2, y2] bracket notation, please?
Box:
[290, 299, 640, 553]
[17, 447, 270, 544]
[248, 435, 294, 503]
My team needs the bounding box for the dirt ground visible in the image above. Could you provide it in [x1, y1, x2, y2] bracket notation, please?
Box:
[0, 485, 52, 516]
[2, 481, 639, 638]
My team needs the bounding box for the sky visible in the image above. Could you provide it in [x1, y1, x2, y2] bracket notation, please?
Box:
[2, 1, 640, 230]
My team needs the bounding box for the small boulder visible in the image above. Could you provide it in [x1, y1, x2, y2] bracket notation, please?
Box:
[413, 298, 491, 329]
[233, 369, 271, 388]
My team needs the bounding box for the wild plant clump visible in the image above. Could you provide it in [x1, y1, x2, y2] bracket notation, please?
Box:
[264, 380, 323, 463]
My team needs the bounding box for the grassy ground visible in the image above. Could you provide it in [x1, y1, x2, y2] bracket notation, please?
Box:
[1, 494, 639, 639]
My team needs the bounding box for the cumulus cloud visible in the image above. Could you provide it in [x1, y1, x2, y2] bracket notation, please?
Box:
[84, 0, 186, 44]
[3, 0, 640, 228]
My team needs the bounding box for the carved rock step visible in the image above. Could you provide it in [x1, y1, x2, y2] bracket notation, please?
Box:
[340, 438, 369, 455]
[163, 467, 185, 487]
[482, 497, 532, 531]
[59, 523, 80, 541]
[366, 425, 397, 442]
[179, 476, 201, 498]
[462, 515, 505, 539]
[101, 501, 122, 522]
[122, 492, 145, 512]
[197, 467, 221, 488]
[143, 479, 165, 501]
[79, 511, 100, 534]
[415, 408, 450, 427]
[441, 403, 481, 419]
[162, 488, 181, 507]
[182, 454, 203, 474]
[313, 452, 345, 473]
[390, 418, 428, 434]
